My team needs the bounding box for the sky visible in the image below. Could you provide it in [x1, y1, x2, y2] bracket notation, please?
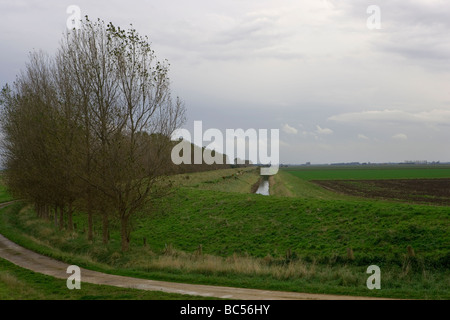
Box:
[1, 0, 450, 164]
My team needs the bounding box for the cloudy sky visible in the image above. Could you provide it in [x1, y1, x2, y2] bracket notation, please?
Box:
[1, 0, 450, 164]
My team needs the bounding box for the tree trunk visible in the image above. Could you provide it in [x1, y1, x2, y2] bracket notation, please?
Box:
[59, 206, 64, 230]
[102, 208, 109, 244]
[39, 204, 44, 219]
[44, 204, 49, 220]
[87, 194, 93, 241]
[53, 206, 58, 228]
[35, 203, 40, 218]
[120, 215, 130, 252]
[67, 203, 73, 232]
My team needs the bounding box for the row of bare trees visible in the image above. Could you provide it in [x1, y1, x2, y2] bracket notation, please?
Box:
[0, 18, 185, 251]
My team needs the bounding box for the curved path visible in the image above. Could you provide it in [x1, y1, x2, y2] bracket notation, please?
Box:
[0, 201, 387, 300]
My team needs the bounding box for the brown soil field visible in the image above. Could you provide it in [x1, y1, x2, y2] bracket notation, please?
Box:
[312, 178, 450, 206]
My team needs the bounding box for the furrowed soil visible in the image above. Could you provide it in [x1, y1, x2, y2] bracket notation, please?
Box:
[312, 178, 450, 206]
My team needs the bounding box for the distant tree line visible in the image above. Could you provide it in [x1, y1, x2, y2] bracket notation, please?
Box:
[170, 139, 251, 173]
[0, 18, 186, 251]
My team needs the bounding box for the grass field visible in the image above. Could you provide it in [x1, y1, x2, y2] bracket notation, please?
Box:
[284, 165, 450, 180]
[2, 203, 449, 300]
[0, 165, 449, 299]
[269, 170, 346, 199]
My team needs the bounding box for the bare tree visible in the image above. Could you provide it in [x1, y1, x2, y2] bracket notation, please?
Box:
[61, 18, 185, 250]
[103, 23, 185, 250]
[1, 17, 186, 251]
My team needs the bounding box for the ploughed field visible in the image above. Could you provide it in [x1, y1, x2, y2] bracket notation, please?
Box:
[312, 178, 450, 206]
[284, 165, 450, 205]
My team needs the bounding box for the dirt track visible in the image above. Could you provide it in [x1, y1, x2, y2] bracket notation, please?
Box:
[0, 201, 388, 300]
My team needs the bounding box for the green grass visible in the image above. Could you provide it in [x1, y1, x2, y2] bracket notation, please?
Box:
[0, 166, 449, 299]
[284, 165, 450, 181]
[139, 189, 450, 266]
[0, 257, 212, 300]
[269, 170, 348, 199]
[1, 192, 449, 299]
[172, 167, 260, 193]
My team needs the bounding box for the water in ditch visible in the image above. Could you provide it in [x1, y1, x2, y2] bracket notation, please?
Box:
[255, 177, 270, 196]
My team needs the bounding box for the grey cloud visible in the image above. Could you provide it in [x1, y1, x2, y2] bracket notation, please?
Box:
[150, 8, 304, 62]
[328, 0, 450, 67]
[209, 12, 287, 46]
[329, 0, 450, 27]
[329, 109, 450, 126]
[392, 133, 408, 141]
[315, 125, 333, 135]
[282, 124, 298, 134]
[2, 0, 450, 164]
[382, 43, 450, 62]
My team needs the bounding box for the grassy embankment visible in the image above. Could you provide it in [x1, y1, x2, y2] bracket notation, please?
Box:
[0, 167, 449, 299]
